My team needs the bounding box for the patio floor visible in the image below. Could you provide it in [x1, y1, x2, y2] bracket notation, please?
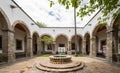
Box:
[0, 56, 120, 73]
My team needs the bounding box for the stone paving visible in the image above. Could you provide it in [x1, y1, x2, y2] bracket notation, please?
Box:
[0, 56, 120, 73]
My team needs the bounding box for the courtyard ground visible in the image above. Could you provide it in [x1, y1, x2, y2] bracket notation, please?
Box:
[0, 56, 120, 73]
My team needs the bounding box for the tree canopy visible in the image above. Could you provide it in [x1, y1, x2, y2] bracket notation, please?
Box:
[49, 0, 120, 22]
[41, 36, 54, 44]
[36, 22, 47, 27]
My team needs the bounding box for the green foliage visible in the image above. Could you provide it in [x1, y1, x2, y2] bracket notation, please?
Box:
[41, 36, 54, 44]
[113, 8, 120, 19]
[36, 22, 47, 28]
[77, 54, 85, 57]
[39, 54, 50, 57]
[49, 0, 120, 21]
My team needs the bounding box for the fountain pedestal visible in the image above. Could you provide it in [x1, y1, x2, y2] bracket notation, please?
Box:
[35, 55, 85, 72]
[49, 55, 71, 64]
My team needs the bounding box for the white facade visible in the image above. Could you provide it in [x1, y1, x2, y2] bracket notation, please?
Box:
[0, 0, 120, 63]
[0, 0, 115, 39]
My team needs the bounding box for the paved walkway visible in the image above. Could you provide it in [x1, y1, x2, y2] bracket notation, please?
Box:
[0, 56, 120, 73]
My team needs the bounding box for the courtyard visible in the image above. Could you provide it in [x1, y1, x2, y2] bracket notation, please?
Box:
[0, 56, 120, 73]
[0, 0, 120, 73]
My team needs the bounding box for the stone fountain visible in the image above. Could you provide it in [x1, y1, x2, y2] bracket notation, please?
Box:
[35, 54, 85, 72]
[49, 55, 71, 64]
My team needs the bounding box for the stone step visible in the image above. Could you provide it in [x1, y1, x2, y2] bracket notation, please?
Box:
[35, 62, 85, 72]
[39, 61, 81, 69]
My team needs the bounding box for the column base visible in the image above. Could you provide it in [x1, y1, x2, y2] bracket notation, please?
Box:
[67, 51, 72, 55]
[52, 51, 56, 55]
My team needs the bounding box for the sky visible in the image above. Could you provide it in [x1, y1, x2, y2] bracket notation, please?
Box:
[14, 0, 97, 27]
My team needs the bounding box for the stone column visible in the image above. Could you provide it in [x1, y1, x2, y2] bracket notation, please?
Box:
[106, 27, 113, 62]
[26, 36, 33, 57]
[52, 41, 56, 54]
[40, 41, 44, 53]
[67, 41, 71, 55]
[77, 40, 79, 54]
[37, 37, 41, 55]
[82, 39, 86, 55]
[2, 29, 15, 63]
[90, 36, 96, 57]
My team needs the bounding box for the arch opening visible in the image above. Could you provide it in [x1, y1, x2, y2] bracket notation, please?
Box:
[32, 32, 39, 55]
[55, 35, 68, 54]
[14, 23, 30, 59]
[41, 35, 53, 54]
[111, 14, 120, 62]
[92, 25, 107, 58]
[84, 33, 90, 55]
[71, 35, 82, 54]
[0, 11, 12, 62]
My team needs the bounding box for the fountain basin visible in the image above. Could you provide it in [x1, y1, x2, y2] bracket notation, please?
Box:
[35, 58, 85, 72]
[49, 55, 71, 64]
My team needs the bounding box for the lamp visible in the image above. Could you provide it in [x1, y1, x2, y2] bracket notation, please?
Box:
[10, 5, 16, 9]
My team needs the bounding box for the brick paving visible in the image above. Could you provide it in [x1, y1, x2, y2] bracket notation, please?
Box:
[0, 57, 120, 73]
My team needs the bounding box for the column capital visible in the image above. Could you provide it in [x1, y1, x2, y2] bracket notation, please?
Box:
[90, 36, 96, 40]
[2, 29, 15, 33]
[53, 41, 56, 44]
[83, 39, 86, 42]
[27, 36, 32, 39]
[68, 41, 71, 43]
[106, 28, 114, 33]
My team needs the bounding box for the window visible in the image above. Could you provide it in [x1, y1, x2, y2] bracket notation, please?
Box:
[0, 36, 2, 50]
[47, 44, 52, 50]
[59, 44, 65, 47]
[72, 43, 75, 50]
[16, 39, 22, 50]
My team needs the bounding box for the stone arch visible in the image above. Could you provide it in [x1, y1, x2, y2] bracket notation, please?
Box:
[92, 24, 107, 36]
[0, 8, 15, 62]
[55, 34, 69, 54]
[109, 12, 120, 62]
[110, 10, 120, 27]
[12, 20, 30, 35]
[32, 31, 40, 55]
[92, 24, 107, 58]
[84, 32, 90, 55]
[84, 32, 90, 38]
[12, 20, 32, 58]
[0, 8, 12, 30]
[70, 34, 83, 54]
[70, 34, 83, 41]
[41, 34, 53, 54]
[55, 34, 69, 41]
[41, 34, 53, 39]
[32, 31, 40, 37]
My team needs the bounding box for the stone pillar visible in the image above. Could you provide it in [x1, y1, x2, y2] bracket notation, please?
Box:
[37, 37, 41, 55]
[106, 27, 113, 62]
[82, 39, 86, 55]
[40, 40, 43, 54]
[90, 36, 96, 57]
[26, 36, 33, 57]
[2, 29, 15, 63]
[67, 41, 71, 55]
[52, 41, 56, 54]
[77, 40, 79, 54]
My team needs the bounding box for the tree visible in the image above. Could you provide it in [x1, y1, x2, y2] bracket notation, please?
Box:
[41, 36, 54, 51]
[41, 36, 54, 44]
[49, 0, 120, 22]
[36, 22, 47, 27]
[49, 0, 119, 56]
[49, 0, 80, 56]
